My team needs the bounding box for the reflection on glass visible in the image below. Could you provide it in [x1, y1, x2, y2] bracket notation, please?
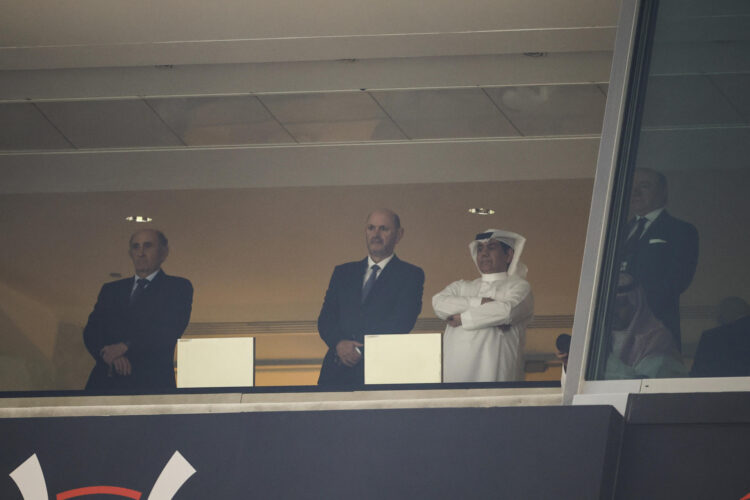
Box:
[603, 274, 686, 380]
[690, 297, 750, 378]
[619, 168, 699, 350]
[590, 0, 750, 380]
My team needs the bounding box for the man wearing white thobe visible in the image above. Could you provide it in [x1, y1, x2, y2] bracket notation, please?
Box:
[432, 229, 534, 382]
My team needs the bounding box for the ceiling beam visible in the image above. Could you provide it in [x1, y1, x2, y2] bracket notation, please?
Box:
[0, 137, 600, 194]
[0, 52, 613, 101]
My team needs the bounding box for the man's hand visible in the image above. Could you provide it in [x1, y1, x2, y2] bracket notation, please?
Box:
[555, 350, 569, 370]
[481, 297, 495, 305]
[446, 314, 462, 327]
[112, 356, 132, 376]
[336, 340, 363, 367]
[100, 342, 129, 365]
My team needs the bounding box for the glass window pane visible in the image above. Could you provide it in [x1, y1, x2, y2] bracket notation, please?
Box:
[588, 0, 750, 381]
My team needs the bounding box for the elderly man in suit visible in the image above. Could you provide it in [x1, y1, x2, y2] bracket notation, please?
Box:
[620, 168, 699, 349]
[83, 229, 193, 393]
[317, 209, 425, 386]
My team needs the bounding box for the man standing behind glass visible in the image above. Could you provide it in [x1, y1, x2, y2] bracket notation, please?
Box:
[83, 229, 193, 393]
[621, 168, 699, 349]
[317, 209, 424, 386]
[433, 229, 533, 382]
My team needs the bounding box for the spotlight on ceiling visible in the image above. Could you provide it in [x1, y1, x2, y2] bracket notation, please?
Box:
[468, 208, 495, 216]
[125, 216, 153, 223]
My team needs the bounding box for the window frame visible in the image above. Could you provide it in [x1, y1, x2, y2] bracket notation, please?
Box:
[564, 0, 750, 403]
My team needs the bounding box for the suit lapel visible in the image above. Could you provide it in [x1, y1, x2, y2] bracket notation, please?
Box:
[120, 278, 135, 307]
[640, 210, 669, 244]
[129, 269, 165, 311]
[354, 258, 368, 305]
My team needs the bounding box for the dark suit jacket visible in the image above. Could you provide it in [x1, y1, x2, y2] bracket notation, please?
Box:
[622, 210, 699, 348]
[690, 316, 750, 378]
[83, 270, 193, 393]
[317, 255, 424, 386]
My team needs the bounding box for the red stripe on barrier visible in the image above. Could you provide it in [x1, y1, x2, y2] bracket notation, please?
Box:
[56, 485, 142, 499]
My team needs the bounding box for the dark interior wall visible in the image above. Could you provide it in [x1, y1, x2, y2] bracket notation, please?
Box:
[5, 392, 750, 499]
[616, 393, 750, 500]
[1, 405, 621, 500]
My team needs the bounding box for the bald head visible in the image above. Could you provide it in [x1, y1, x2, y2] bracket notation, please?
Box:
[129, 228, 168, 248]
[366, 208, 401, 229]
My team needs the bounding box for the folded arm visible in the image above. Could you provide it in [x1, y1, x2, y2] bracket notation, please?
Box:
[460, 280, 533, 331]
[432, 281, 474, 319]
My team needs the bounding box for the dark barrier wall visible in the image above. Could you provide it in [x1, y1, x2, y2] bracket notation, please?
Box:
[2, 406, 622, 500]
[616, 393, 750, 500]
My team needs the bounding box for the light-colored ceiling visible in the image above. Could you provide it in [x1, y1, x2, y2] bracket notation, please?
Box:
[1, 1, 621, 194]
[1, 0, 620, 70]
[0, 85, 608, 152]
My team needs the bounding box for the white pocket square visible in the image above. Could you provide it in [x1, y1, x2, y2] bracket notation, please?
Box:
[649, 238, 667, 244]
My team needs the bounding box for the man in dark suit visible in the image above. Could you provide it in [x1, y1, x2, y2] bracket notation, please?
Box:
[317, 209, 424, 386]
[83, 229, 193, 393]
[621, 168, 699, 349]
[691, 297, 750, 378]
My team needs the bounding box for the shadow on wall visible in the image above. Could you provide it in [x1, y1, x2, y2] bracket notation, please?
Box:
[53, 322, 93, 390]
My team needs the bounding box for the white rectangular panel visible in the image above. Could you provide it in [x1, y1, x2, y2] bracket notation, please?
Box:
[176, 337, 254, 388]
[364, 333, 442, 385]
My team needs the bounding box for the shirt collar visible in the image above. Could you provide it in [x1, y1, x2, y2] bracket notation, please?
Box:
[134, 269, 160, 284]
[481, 271, 508, 282]
[640, 207, 664, 223]
[368, 253, 394, 270]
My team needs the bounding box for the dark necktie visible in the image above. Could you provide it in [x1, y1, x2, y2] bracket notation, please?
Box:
[621, 217, 647, 272]
[628, 216, 648, 242]
[130, 278, 148, 304]
[361, 264, 380, 303]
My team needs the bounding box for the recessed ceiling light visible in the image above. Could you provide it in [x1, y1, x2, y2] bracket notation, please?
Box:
[125, 216, 153, 223]
[468, 208, 495, 215]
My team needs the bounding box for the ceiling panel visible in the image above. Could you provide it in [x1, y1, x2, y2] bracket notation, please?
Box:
[0, 53, 615, 101]
[36, 100, 184, 149]
[486, 84, 607, 136]
[0, 139, 601, 194]
[260, 92, 405, 142]
[147, 96, 295, 145]
[0, 103, 72, 151]
[371, 88, 519, 139]
[641, 75, 745, 128]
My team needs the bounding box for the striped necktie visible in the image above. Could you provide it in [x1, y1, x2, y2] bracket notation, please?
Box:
[361, 264, 380, 303]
